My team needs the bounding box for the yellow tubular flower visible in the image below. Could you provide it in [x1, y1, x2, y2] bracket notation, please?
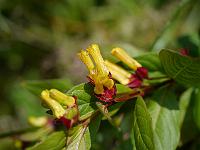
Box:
[105, 60, 131, 85]
[77, 50, 94, 73]
[49, 89, 75, 107]
[78, 44, 115, 95]
[111, 48, 142, 71]
[41, 90, 65, 119]
[87, 44, 109, 76]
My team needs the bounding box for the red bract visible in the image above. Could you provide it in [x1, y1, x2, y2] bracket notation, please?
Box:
[180, 48, 189, 56]
[88, 75, 116, 103]
[95, 85, 116, 102]
[136, 67, 148, 79]
[128, 74, 142, 88]
[59, 117, 72, 129]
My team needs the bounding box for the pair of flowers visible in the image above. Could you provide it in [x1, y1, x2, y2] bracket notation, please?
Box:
[40, 44, 148, 128]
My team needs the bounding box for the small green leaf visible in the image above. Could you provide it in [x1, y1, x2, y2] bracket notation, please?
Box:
[193, 88, 200, 130]
[66, 125, 91, 150]
[116, 84, 132, 94]
[159, 49, 200, 87]
[22, 79, 73, 96]
[27, 131, 66, 150]
[147, 87, 181, 150]
[131, 96, 154, 150]
[67, 83, 98, 121]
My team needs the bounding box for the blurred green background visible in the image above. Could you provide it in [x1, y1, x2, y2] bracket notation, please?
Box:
[0, 0, 199, 149]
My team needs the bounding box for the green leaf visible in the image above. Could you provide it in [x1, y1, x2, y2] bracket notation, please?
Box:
[19, 126, 53, 142]
[66, 125, 91, 150]
[179, 89, 199, 145]
[193, 88, 200, 130]
[89, 114, 102, 146]
[159, 49, 200, 87]
[147, 87, 181, 150]
[135, 53, 163, 72]
[67, 83, 98, 121]
[179, 88, 193, 126]
[22, 79, 73, 96]
[116, 84, 132, 94]
[27, 131, 66, 150]
[131, 96, 154, 150]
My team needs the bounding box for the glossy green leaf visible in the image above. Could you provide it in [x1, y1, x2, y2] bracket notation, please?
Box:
[135, 53, 163, 72]
[193, 88, 200, 130]
[159, 49, 200, 87]
[27, 131, 66, 150]
[22, 79, 73, 96]
[66, 125, 91, 150]
[67, 83, 98, 121]
[147, 87, 181, 150]
[131, 96, 154, 150]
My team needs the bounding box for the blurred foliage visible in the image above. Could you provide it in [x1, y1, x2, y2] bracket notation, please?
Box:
[0, 0, 199, 149]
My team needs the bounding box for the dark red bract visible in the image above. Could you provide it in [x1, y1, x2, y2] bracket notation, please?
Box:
[95, 85, 116, 102]
[136, 67, 148, 79]
[59, 117, 72, 129]
[128, 74, 142, 88]
[88, 74, 116, 103]
[127, 67, 148, 89]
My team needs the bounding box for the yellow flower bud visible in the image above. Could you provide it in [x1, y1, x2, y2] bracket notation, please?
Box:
[41, 90, 65, 119]
[87, 44, 109, 76]
[49, 89, 75, 107]
[111, 48, 141, 70]
[77, 50, 94, 73]
[105, 60, 131, 85]
[28, 116, 48, 127]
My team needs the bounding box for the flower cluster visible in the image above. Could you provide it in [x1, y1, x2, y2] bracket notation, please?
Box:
[41, 89, 78, 128]
[106, 47, 148, 89]
[78, 44, 116, 102]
